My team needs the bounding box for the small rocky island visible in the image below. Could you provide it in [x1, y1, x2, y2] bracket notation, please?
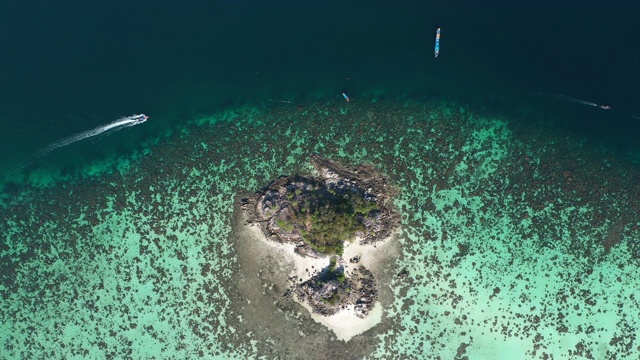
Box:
[242, 154, 399, 320]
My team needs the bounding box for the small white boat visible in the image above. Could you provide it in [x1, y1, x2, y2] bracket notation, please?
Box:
[434, 27, 441, 58]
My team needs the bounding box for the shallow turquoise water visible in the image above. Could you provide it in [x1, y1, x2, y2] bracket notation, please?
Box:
[2, 96, 639, 358]
[2, 1, 640, 357]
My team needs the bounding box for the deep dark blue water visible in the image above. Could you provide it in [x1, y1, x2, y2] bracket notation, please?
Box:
[1, 1, 639, 183]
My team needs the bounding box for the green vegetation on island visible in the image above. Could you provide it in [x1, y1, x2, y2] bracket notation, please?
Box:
[248, 155, 399, 259]
[244, 155, 397, 319]
[283, 184, 379, 255]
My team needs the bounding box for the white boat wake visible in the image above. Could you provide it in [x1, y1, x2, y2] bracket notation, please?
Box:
[36, 114, 148, 158]
[552, 94, 611, 110]
[534, 92, 611, 110]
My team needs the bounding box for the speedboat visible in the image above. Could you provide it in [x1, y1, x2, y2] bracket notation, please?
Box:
[434, 27, 441, 58]
[131, 114, 149, 124]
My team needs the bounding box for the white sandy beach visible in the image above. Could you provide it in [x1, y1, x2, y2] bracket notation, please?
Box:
[245, 222, 393, 341]
[297, 299, 383, 342]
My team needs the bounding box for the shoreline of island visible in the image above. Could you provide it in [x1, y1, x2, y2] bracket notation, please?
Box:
[242, 216, 397, 341]
[237, 154, 401, 341]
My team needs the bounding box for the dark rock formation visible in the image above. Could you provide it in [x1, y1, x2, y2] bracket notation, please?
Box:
[295, 259, 378, 318]
[243, 154, 399, 255]
[241, 155, 398, 318]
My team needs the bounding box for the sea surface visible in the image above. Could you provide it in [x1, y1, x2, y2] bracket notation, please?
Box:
[2, 1, 640, 358]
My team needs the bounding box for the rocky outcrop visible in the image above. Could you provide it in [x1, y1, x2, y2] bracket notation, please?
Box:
[243, 154, 399, 252]
[241, 155, 398, 318]
[295, 261, 378, 318]
[309, 154, 399, 245]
